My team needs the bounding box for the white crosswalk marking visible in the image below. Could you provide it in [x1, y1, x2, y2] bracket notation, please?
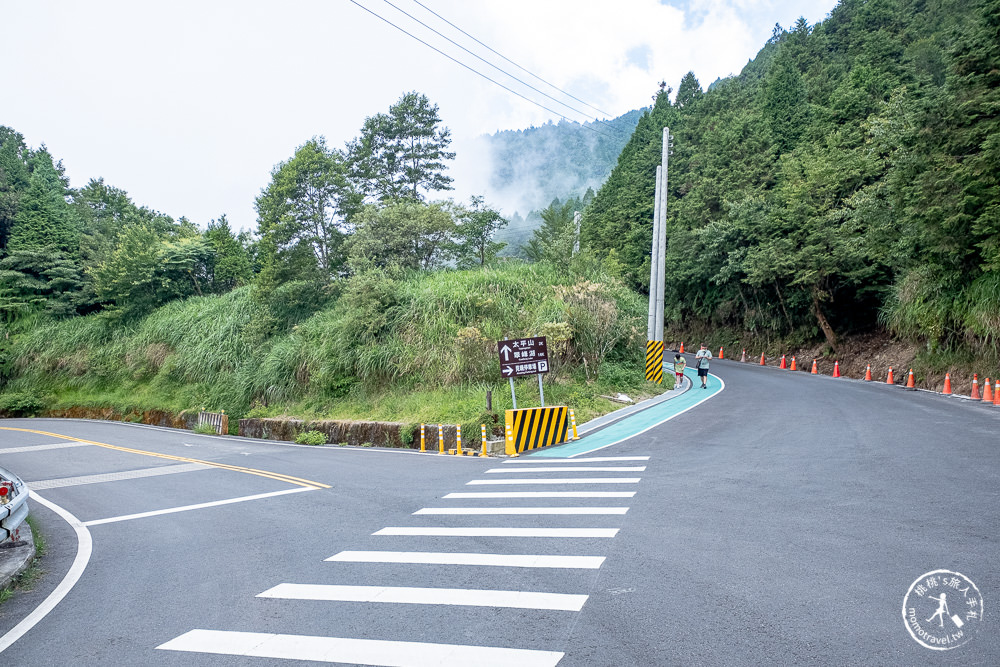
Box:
[374, 526, 620, 538]
[159, 454, 652, 664]
[157, 630, 565, 666]
[444, 491, 636, 498]
[258, 584, 589, 611]
[467, 477, 641, 485]
[485, 466, 646, 473]
[325, 551, 606, 568]
[414, 506, 629, 515]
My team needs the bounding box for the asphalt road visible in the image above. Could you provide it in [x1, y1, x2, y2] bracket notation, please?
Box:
[0, 357, 997, 666]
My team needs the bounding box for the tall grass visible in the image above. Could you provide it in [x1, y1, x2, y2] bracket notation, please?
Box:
[3, 263, 653, 424]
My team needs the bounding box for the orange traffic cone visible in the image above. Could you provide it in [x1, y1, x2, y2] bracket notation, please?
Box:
[811, 359, 818, 374]
[983, 378, 993, 403]
[759, 353, 766, 366]
[905, 369, 916, 390]
[740, 349, 747, 363]
[832, 361, 841, 378]
[790, 356, 797, 371]
[679, 342, 684, 353]
[779, 354, 787, 369]
[971, 374, 980, 399]
[886, 367, 894, 384]
[864, 364, 872, 381]
[993, 380, 1000, 406]
[718, 346, 724, 359]
[942, 373, 952, 395]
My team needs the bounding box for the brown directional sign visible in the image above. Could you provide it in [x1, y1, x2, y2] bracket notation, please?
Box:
[497, 336, 549, 378]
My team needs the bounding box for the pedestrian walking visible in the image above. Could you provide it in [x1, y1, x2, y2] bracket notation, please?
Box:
[673, 354, 686, 389]
[695, 343, 712, 389]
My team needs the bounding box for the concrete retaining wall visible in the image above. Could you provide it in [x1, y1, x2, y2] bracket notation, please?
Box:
[239, 417, 420, 448]
[238, 418, 505, 453]
[42, 406, 198, 430]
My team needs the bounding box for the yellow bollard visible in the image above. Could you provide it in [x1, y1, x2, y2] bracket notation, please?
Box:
[480, 424, 488, 457]
[569, 409, 579, 440]
[506, 423, 518, 457]
[420, 423, 425, 452]
[456, 424, 463, 456]
[438, 423, 444, 454]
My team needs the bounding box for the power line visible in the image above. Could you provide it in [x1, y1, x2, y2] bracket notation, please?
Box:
[380, 0, 598, 125]
[410, 0, 612, 118]
[346, 0, 616, 140]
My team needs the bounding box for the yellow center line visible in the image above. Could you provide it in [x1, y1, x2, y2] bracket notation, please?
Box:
[0, 427, 330, 490]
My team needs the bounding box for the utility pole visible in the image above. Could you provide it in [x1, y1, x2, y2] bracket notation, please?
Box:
[648, 128, 671, 342]
[646, 127, 672, 383]
[647, 167, 662, 341]
[655, 127, 671, 340]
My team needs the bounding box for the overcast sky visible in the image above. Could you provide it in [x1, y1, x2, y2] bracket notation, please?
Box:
[4, 0, 839, 231]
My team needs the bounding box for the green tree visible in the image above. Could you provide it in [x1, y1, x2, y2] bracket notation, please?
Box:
[0, 249, 84, 319]
[89, 224, 212, 316]
[255, 138, 352, 283]
[348, 92, 455, 204]
[523, 198, 580, 269]
[0, 250, 47, 320]
[8, 148, 80, 254]
[205, 214, 252, 291]
[73, 178, 141, 261]
[450, 196, 507, 268]
[674, 72, 703, 109]
[761, 51, 808, 153]
[89, 224, 163, 315]
[0, 127, 30, 253]
[346, 201, 454, 271]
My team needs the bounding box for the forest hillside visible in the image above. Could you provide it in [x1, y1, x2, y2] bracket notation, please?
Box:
[583, 0, 1000, 357]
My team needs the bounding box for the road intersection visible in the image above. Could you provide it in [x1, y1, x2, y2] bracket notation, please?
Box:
[0, 358, 997, 665]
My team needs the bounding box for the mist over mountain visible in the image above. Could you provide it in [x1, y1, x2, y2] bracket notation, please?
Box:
[478, 110, 643, 219]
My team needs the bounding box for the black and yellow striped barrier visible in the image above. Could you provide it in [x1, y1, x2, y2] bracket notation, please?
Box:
[505, 406, 569, 456]
[645, 340, 664, 383]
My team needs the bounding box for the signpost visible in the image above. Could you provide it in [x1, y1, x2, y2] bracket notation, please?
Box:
[498, 336, 549, 408]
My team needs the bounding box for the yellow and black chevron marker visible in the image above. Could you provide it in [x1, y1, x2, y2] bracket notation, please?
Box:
[505, 406, 569, 455]
[645, 340, 664, 383]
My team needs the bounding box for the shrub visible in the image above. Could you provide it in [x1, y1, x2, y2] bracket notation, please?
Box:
[0, 391, 46, 417]
[294, 430, 327, 446]
[400, 423, 419, 446]
[193, 422, 218, 435]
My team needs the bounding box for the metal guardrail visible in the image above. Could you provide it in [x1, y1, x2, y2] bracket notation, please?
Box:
[0, 465, 29, 544]
[197, 411, 229, 435]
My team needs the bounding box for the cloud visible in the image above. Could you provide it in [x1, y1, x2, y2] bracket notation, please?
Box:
[2, 0, 838, 232]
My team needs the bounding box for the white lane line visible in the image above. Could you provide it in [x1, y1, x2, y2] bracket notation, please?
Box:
[444, 491, 636, 498]
[485, 466, 645, 473]
[504, 456, 649, 463]
[467, 477, 640, 485]
[28, 463, 211, 489]
[0, 442, 93, 455]
[414, 507, 628, 515]
[258, 583, 589, 611]
[374, 527, 619, 538]
[157, 630, 565, 666]
[82, 488, 313, 526]
[325, 551, 606, 569]
[0, 492, 92, 653]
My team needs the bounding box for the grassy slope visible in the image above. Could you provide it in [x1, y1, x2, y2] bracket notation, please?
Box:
[3, 263, 670, 434]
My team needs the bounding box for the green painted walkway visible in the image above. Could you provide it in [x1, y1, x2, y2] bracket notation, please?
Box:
[527, 368, 724, 458]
